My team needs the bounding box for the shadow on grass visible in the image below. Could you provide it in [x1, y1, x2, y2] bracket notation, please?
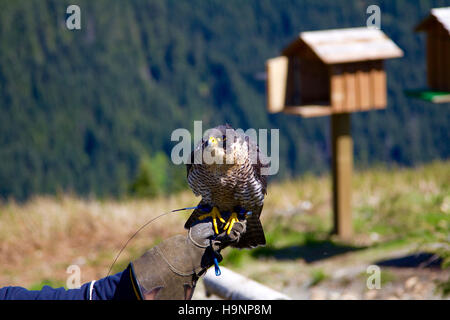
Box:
[375, 252, 443, 269]
[250, 238, 366, 263]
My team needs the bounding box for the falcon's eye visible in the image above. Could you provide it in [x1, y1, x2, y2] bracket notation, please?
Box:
[208, 136, 217, 145]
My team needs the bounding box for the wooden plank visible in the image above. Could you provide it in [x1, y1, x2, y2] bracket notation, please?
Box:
[356, 63, 371, 110]
[446, 35, 450, 91]
[368, 61, 375, 107]
[427, 33, 438, 90]
[343, 64, 357, 112]
[436, 30, 444, 91]
[266, 56, 288, 113]
[283, 104, 332, 118]
[437, 27, 449, 91]
[427, 25, 442, 90]
[331, 113, 353, 239]
[330, 65, 345, 112]
[375, 71, 387, 108]
[430, 8, 450, 34]
[370, 60, 387, 109]
[298, 27, 403, 64]
[432, 94, 450, 103]
[431, 33, 438, 89]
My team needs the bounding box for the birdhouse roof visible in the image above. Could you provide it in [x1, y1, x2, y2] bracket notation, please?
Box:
[282, 27, 404, 64]
[415, 7, 450, 34]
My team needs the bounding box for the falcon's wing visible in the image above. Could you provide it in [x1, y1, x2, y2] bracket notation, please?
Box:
[246, 135, 268, 196]
[184, 200, 208, 229]
[186, 145, 196, 179]
[231, 137, 267, 248]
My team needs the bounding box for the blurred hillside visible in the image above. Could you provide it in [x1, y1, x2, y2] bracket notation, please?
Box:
[0, 0, 449, 200]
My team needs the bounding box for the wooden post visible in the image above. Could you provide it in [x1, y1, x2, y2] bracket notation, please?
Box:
[331, 113, 353, 239]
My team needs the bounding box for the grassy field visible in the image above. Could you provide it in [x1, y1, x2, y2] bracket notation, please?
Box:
[0, 160, 449, 298]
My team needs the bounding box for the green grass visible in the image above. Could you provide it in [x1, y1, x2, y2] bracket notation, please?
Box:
[380, 269, 397, 286]
[29, 279, 66, 291]
[309, 269, 328, 287]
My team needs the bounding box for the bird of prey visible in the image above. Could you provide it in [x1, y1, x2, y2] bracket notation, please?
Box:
[184, 124, 268, 248]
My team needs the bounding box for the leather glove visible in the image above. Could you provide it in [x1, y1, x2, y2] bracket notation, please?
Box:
[129, 219, 246, 300]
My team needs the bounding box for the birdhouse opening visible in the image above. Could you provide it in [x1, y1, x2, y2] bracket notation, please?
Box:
[280, 55, 333, 117]
[286, 55, 330, 106]
[266, 54, 333, 117]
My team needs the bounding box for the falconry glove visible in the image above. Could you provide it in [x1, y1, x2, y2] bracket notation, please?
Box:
[129, 219, 246, 300]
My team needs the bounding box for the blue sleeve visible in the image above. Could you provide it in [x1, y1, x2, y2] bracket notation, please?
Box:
[0, 264, 141, 300]
[0, 283, 91, 300]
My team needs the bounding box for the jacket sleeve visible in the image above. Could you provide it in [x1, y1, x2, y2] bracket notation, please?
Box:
[0, 264, 140, 300]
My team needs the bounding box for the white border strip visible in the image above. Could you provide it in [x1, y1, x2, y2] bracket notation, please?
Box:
[89, 280, 96, 300]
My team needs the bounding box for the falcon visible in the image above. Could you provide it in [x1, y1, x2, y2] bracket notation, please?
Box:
[184, 124, 268, 248]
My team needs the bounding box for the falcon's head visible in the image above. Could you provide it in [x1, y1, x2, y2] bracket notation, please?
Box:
[198, 124, 249, 168]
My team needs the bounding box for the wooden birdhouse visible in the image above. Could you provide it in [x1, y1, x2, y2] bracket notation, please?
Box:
[266, 27, 403, 117]
[265, 27, 403, 239]
[413, 7, 450, 102]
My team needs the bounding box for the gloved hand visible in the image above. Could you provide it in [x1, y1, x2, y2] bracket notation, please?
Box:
[129, 219, 246, 300]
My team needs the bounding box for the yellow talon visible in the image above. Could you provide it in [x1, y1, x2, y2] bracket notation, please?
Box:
[198, 207, 225, 234]
[224, 212, 239, 235]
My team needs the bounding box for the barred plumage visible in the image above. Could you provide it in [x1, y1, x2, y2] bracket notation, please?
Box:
[184, 124, 268, 248]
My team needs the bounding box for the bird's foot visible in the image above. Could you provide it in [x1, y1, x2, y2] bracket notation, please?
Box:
[223, 212, 239, 235]
[198, 206, 225, 234]
[224, 207, 252, 235]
